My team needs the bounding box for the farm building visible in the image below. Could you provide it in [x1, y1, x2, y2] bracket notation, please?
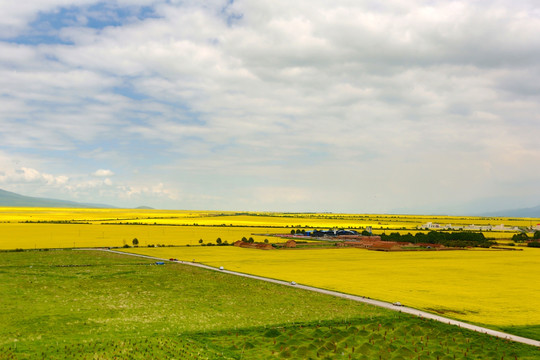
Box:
[336, 235, 381, 241]
[233, 241, 273, 250]
[284, 240, 296, 248]
[336, 240, 408, 251]
[310, 229, 359, 237]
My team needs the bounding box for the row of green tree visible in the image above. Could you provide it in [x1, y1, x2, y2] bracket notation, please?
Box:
[380, 231, 494, 248]
[512, 231, 540, 248]
[197, 237, 271, 246]
[511, 231, 540, 242]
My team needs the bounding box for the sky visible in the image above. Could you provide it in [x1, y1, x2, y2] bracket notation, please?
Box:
[1, 0, 540, 214]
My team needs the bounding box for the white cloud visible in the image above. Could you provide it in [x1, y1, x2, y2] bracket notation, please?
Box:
[93, 169, 114, 177]
[0, 166, 69, 186]
[0, 150, 178, 207]
[120, 183, 179, 200]
[1, 1, 540, 212]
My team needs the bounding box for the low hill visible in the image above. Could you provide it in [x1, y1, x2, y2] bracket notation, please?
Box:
[481, 204, 540, 218]
[0, 188, 115, 208]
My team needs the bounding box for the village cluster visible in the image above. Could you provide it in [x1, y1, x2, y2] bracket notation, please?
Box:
[420, 222, 540, 232]
[237, 229, 446, 252]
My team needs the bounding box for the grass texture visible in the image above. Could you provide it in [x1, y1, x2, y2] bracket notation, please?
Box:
[1, 250, 538, 359]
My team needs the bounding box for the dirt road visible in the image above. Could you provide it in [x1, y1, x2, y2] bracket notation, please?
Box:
[87, 248, 540, 348]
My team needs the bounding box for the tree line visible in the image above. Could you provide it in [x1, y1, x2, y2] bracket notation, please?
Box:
[380, 231, 495, 248]
[512, 231, 540, 247]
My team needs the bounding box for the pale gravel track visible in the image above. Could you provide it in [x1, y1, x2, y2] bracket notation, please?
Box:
[79, 248, 540, 348]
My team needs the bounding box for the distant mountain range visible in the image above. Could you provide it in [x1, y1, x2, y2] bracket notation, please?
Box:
[0, 187, 538, 216]
[479, 204, 540, 218]
[0, 188, 116, 209]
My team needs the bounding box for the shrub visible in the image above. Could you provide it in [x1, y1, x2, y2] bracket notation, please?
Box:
[512, 233, 529, 242]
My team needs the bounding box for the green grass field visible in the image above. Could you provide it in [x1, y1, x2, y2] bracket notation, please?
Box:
[1, 250, 538, 359]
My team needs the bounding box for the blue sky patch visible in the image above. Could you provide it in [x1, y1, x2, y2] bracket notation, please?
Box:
[4, 2, 161, 45]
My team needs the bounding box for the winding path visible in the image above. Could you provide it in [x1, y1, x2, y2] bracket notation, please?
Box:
[83, 248, 540, 348]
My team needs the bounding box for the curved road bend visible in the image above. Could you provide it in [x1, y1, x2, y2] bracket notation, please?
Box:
[83, 248, 540, 348]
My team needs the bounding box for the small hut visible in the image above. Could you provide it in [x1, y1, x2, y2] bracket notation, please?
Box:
[284, 240, 297, 248]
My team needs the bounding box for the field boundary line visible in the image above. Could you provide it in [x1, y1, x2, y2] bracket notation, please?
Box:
[80, 248, 540, 348]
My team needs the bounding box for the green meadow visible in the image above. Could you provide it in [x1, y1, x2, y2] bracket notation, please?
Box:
[0, 250, 538, 359]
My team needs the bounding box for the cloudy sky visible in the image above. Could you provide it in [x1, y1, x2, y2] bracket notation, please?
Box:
[1, 0, 540, 214]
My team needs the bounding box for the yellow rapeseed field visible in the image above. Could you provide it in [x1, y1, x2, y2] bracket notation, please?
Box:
[2, 207, 537, 231]
[1, 207, 538, 330]
[122, 246, 540, 328]
[0, 223, 288, 249]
